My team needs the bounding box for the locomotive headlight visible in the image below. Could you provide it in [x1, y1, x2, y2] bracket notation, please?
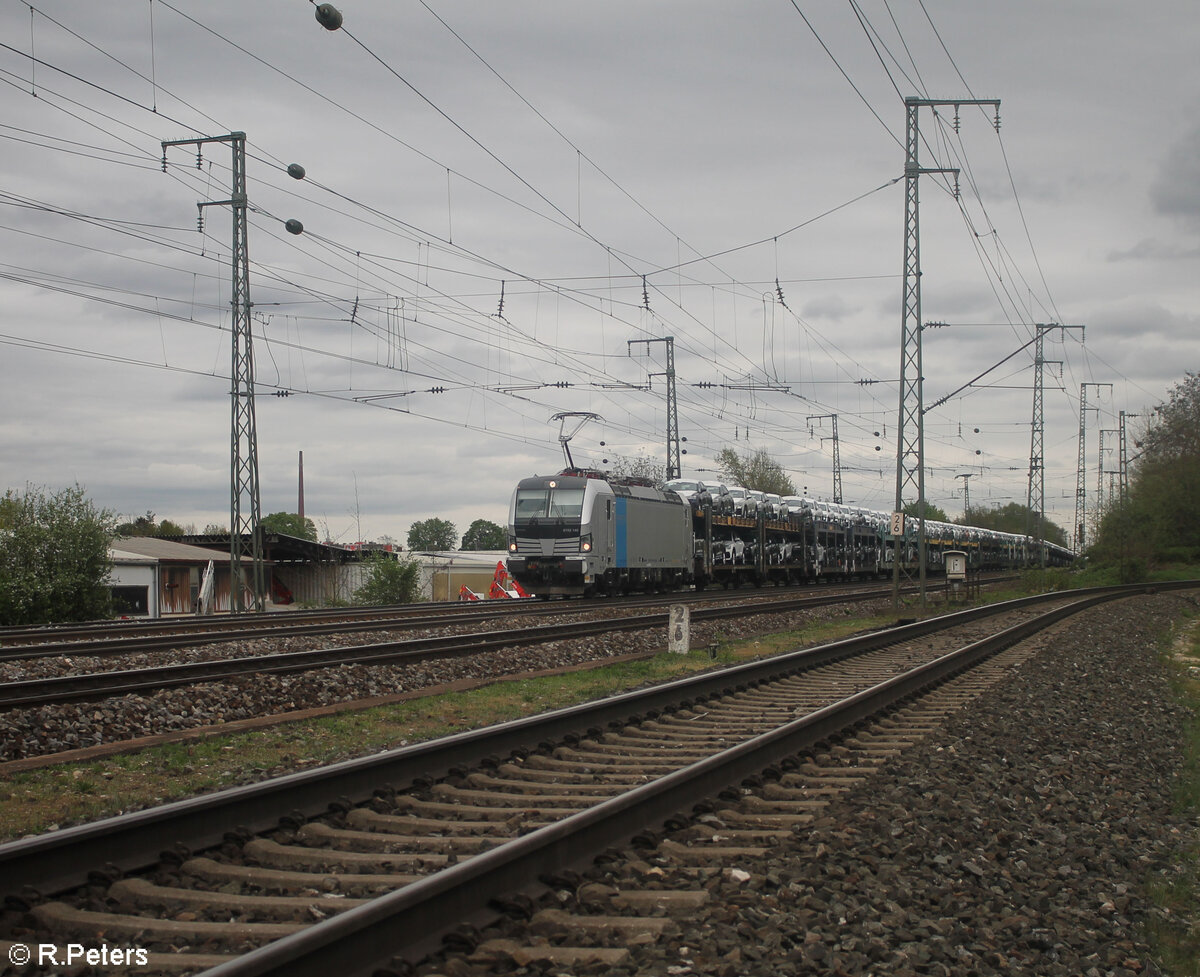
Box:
[579, 534, 593, 553]
[508, 537, 518, 553]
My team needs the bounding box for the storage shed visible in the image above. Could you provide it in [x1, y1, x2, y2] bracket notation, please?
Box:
[108, 537, 242, 616]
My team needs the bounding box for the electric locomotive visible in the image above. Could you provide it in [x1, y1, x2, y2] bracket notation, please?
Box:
[506, 471, 1075, 598]
[506, 469, 693, 596]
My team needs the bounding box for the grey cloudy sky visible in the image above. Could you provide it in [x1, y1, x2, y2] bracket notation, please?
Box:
[2, 0, 1198, 545]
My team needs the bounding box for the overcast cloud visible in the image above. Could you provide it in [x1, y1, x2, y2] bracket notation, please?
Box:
[2, 0, 1198, 546]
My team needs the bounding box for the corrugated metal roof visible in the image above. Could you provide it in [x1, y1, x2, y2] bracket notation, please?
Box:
[412, 550, 508, 567]
[111, 537, 234, 564]
[109, 547, 158, 565]
[177, 533, 356, 564]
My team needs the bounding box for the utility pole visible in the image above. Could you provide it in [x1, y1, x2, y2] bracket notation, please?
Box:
[807, 414, 842, 503]
[956, 472, 974, 519]
[1118, 411, 1140, 506]
[893, 96, 999, 609]
[628, 337, 680, 480]
[1116, 410, 1140, 581]
[162, 133, 306, 612]
[1099, 428, 1119, 511]
[1026, 323, 1083, 561]
[1073, 382, 1110, 552]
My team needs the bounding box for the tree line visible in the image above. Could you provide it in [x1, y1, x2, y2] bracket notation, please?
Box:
[405, 517, 506, 551]
[110, 508, 512, 554]
[1087, 372, 1200, 577]
[0, 487, 513, 625]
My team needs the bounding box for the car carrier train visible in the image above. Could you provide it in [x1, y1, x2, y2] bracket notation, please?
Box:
[506, 468, 1073, 597]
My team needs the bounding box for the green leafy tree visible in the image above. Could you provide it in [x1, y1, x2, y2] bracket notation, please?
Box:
[460, 519, 507, 550]
[957, 502, 1067, 546]
[115, 510, 158, 536]
[715, 447, 796, 496]
[261, 511, 318, 541]
[1091, 373, 1200, 567]
[904, 501, 950, 523]
[605, 453, 666, 487]
[353, 552, 421, 605]
[114, 511, 188, 537]
[407, 517, 457, 551]
[0, 484, 117, 625]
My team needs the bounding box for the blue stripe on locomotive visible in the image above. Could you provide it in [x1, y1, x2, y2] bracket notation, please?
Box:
[615, 495, 628, 566]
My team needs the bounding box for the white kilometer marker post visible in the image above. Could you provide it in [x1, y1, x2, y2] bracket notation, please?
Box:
[668, 604, 690, 655]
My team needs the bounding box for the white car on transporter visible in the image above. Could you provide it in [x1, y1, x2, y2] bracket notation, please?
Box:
[724, 485, 758, 518]
[664, 479, 713, 513]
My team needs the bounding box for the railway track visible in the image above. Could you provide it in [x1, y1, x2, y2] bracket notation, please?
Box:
[0, 588, 758, 656]
[0, 581, 956, 710]
[0, 601, 472, 649]
[0, 600, 547, 661]
[2, 582, 1182, 976]
[0, 576, 1013, 662]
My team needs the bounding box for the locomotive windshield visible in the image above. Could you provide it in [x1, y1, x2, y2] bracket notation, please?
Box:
[514, 487, 585, 522]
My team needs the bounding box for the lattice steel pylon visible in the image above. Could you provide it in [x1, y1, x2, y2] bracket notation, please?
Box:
[1026, 324, 1082, 563]
[893, 96, 998, 608]
[1099, 428, 1119, 512]
[807, 414, 842, 503]
[1073, 382, 1110, 552]
[1118, 410, 1139, 506]
[628, 336, 680, 480]
[956, 472, 973, 519]
[1025, 325, 1049, 554]
[163, 132, 264, 612]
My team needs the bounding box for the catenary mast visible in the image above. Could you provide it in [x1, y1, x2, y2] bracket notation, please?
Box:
[893, 97, 998, 608]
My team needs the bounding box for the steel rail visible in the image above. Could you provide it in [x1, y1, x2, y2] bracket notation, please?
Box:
[2, 582, 1180, 902]
[0, 604, 533, 662]
[0, 584, 814, 651]
[0, 587, 785, 661]
[0, 586, 738, 646]
[0, 582, 933, 708]
[0, 588, 732, 648]
[0, 601, 469, 645]
[0, 576, 1014, 660]
[195, 588, 1131, 976]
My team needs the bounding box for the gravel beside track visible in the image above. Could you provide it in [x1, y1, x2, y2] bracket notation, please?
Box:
[0, 596, 894, 762]
[0, 607, 670, 680]
[422, 592, 1197, 977]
